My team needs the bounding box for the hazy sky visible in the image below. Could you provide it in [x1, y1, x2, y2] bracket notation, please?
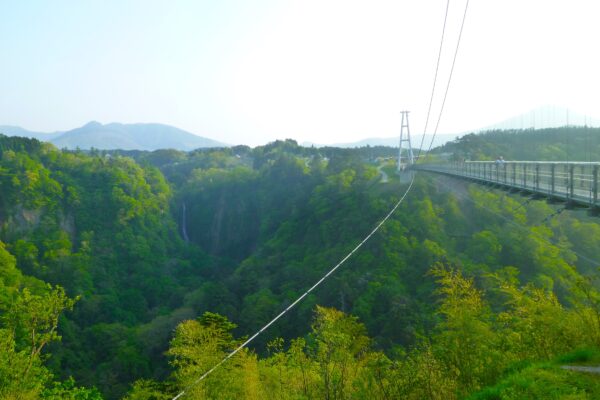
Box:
[2, 0, 600, 146]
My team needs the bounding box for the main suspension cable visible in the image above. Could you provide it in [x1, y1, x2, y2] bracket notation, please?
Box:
[420, 0, 471, 160]
[171, 2, 472, 397]
[417, 0, 450, 156]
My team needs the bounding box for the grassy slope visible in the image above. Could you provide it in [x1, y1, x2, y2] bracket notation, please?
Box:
[469, 348, 600, 400]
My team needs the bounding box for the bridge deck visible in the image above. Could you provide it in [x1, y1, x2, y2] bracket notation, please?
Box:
[414, 161, 600, 208]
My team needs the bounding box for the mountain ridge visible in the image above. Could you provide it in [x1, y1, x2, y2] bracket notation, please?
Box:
[0, 125, 63, 141]
[0, 121, 227, 151]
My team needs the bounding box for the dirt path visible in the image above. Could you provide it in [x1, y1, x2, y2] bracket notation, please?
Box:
[378, 165, 389, 183]
[561, 365, 600, 374]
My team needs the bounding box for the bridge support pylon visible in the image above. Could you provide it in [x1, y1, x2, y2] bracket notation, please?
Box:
[398, 110, 414, 171]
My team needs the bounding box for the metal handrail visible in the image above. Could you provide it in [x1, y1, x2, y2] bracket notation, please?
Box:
[414, 161, 600, 208]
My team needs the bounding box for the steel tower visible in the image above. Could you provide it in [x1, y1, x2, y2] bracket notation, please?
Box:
[397, 110, 414, 171]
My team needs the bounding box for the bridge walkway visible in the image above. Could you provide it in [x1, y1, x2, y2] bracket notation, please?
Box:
[414, 161, 600, 208]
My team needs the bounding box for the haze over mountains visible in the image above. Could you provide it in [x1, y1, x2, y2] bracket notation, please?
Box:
[304, 106, 600, 149]
[302, 133, 459, 149]
[480, 105, 600, 131]
[0, 121, 227, 151]
[2, 107, 599, 151]
[1, 121, 459, 150]
[0, 125, 63, 141]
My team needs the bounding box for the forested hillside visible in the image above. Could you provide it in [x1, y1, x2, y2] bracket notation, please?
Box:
[2, 133, 600, 399]
[436, 126, 600, 161]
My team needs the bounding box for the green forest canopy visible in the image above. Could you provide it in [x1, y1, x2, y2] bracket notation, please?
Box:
[1, 129, 600, 399]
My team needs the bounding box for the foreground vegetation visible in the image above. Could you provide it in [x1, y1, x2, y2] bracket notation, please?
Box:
[124, 266, 600, 399]
[1, 129, 600, 398]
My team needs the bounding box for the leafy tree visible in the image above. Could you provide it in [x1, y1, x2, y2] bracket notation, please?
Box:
[167, 312, 259, 399]
[41, 377, 103, 400]
[0, 283, 77, 399]
[430, 265, 501, 394]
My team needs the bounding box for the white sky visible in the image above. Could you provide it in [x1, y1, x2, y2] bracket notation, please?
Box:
[1, 0, 600, 146]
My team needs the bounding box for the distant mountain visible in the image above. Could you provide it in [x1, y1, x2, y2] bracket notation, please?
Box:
[0, 121, 227, 151]
[481, 105, 600, 131]
[0, 125, 63, 141]
[302, 133, 458, 149]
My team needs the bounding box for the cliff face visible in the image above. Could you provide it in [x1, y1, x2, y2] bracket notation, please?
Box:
[4, 205, 42, 234]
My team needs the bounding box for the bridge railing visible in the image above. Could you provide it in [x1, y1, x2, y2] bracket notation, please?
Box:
[415, 161, 600, 207]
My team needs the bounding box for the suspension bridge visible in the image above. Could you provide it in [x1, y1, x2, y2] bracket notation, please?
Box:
[413, 161, 600, 208]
